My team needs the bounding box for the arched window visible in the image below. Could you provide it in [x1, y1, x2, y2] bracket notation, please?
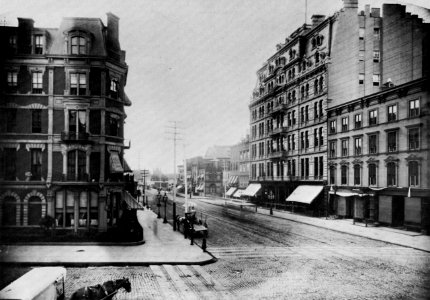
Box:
[341, 165, 348, 185]
[2, 196, 17, 226]
[353, 165, 361, 185]
[409, 161, 419, 187]
[387, 162, 397, 186]
[71, 36, 86, 54]
[28, 196, 42, 225]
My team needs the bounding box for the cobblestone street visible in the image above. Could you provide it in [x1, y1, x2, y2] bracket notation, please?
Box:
[56, 196, 430, 299]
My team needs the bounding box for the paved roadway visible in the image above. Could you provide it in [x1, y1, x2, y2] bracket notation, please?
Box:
[4, 192, 429, 299]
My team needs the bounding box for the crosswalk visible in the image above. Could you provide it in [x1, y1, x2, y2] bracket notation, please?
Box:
[150, 265, 234, 300]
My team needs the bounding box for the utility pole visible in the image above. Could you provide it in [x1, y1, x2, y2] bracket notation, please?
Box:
[166, 121, 183, 207]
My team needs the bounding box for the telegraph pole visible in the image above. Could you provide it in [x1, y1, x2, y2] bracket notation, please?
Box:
[166, 121, 183, 205]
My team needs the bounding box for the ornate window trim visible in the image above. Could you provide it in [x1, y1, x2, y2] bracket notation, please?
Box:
[64, 30, 92, 55]
[0, 143, 20, 151]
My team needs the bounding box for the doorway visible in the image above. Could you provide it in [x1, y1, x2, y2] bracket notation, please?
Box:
[392, 196, 405, 227]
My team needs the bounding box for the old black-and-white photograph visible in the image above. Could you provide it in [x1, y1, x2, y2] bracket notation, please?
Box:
[0, 0, 429, 299]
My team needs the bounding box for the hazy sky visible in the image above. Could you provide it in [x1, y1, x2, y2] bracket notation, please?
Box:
[1, 0, 428, 173]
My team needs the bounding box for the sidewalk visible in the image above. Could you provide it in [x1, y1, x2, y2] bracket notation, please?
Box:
[0, 209, 215, 266]
[198, 196, 430, 253]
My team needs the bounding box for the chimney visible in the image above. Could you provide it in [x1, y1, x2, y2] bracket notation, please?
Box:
[311, 15, 326, 27]
[343, 0, 358, 9]
[17, 18, 34, 54]
[106, 12, 120, 50]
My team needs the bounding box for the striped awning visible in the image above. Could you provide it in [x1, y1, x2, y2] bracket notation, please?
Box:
[233, 189, 245, 198]
[228, 175, 238, 186]
[109, 152, 124, 173]
[226, 187, 237, 197]
[242, 183, 261, 197]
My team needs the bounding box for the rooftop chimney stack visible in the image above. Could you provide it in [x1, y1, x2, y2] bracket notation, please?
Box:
[311, 15, 326, 27]
[106, 12, 120, 50]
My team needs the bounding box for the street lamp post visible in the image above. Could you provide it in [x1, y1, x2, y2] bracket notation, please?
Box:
[157, 190, 161, 219]
[163, 192, 168, 223]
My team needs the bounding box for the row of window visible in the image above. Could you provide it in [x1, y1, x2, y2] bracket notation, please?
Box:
[250, 156, 324, 179]
[1, 108, 121, 137]
[8, 34, 88, 55]
[5, 71, 120, 98]
[329, 127, 420, 158]
[329, 99, 420, 133]
[329, 161, 419, 187]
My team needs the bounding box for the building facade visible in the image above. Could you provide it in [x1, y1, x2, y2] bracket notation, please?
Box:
[249, 14, 331, 213]
[327, 1, 430, 232]
[0, 14, 132, 233]
[228, 135, 250, 189]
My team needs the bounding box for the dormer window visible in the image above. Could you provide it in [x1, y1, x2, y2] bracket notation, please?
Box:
[71, 36, 86, 54]
[34, 35, 44, 54]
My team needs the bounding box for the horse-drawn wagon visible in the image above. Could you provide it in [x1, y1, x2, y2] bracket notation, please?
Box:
[176, 210, 208, 238]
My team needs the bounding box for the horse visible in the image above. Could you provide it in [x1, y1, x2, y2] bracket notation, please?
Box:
[70, 277, 131, 300]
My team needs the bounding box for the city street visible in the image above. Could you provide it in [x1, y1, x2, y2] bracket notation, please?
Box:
[61, 193, 430, 299]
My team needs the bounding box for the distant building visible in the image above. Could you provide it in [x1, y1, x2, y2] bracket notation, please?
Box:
[228, 135, 250, 190]
[0, 13, 132, 233]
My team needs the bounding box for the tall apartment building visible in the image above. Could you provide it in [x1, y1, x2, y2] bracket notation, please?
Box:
[249, 14, 331, 213]
[327, 2, 430, 232]
[0, 14, 132, 233]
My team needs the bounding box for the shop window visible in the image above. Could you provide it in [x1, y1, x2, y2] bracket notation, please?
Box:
[387, 162, 397, 186]
[30, 149, 42, 180]
[32, 72, 43, 94]
[32, 109, 42, 133]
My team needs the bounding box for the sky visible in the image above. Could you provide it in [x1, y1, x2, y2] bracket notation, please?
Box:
[1, 0, 429, 173]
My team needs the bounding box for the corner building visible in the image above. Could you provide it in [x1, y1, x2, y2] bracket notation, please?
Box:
[249, 15, 331, 214]
[0, 14, 132, 233]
